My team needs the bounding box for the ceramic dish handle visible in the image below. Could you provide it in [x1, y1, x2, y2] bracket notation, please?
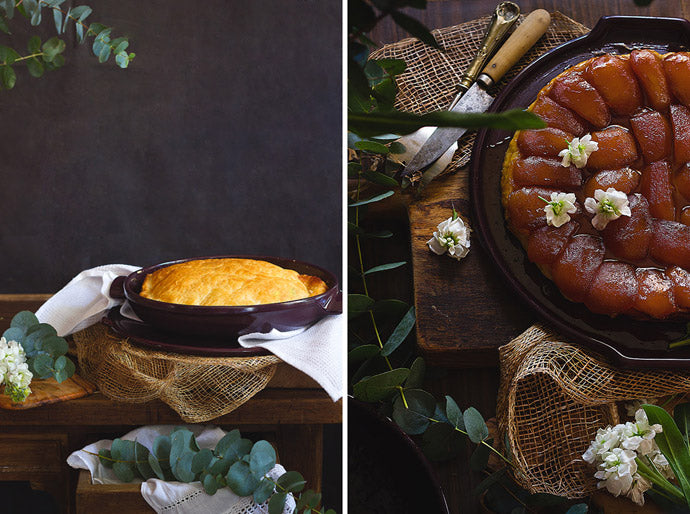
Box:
[321, 290, 342, 314]
[109, 275, 127, 300]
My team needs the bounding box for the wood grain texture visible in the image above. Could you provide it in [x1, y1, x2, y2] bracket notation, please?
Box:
[75, 471, 153, 514]
[0, 375, 96, 411]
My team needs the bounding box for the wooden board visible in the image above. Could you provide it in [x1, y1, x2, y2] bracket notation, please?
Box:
[408, 170, 536, 367]
[0, 374, 96, 410]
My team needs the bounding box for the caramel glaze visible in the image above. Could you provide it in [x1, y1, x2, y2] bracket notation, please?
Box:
[502, 51, 690, 319]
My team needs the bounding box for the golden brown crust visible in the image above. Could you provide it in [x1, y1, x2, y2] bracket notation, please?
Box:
[140, 258, 328, 306]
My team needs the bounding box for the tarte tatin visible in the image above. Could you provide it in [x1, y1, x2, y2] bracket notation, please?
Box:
[140, 258, 328, 306]
[502, 50, 690, 319]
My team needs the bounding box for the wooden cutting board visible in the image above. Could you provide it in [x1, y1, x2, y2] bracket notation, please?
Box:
[0, 374, 96, 410]
[408, 169, 536, 367]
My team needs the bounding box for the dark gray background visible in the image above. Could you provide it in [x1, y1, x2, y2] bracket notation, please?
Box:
[0, 0, 342, 292]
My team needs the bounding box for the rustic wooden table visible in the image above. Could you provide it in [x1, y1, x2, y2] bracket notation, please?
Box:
[359, 1, 690, 513]
[0, 296, 341, 514]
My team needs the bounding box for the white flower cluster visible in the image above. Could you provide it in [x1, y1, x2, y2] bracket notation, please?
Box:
[584, 188, 632, 230]
[427, 213, 471, 261]
[559, 134, 598, 168]
[583, 409, 671, 505]
[0, 337, 33, 403]
[541, 192, 577, 228]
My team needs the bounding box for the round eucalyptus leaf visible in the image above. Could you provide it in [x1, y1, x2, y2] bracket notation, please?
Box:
[173, 451, 197, 483]
[223, 438, 252, 463]
[152, 435, 172, 468]
[111, 438, 135, 462]
[169, 430, 197, 470]
[148, 453, 165, 480]
[202, 473, 219, 495]
[249, 440, 276, 478]
[253, 478, 275, 504]
[26, 57, 44, 77]
[54, 356, 75, 383]
[209, 455, 231, 476]
[10, 311, 38, 332]
[134, 441, 155, 479]
[463, 407, 489, 443]
[2, 327, 25, 343]
[421, 422, 463, 461]
[31, 354, 53, 378]
[28, 35, 41, 54]
[470, 439, 492, 471]
[98, 449, 114, 468]
[26, 322, 57, 338]
[215, 429, 240, 456]
[391, 389, 435, 435]
[445, 395, 464, 430]
[277, 470, 306, 493]
[226, 461, 260, 497]
[191, 448, 213, 474]
[113, 461, 136, 483]
[268, 492, 287, 514]
[352, 368, 410, 402]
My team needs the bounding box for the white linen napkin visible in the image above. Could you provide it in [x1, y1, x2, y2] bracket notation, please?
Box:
[67, 425, 295, 514]
[238, 315, 343, 401]
[34, 265, 343, 401]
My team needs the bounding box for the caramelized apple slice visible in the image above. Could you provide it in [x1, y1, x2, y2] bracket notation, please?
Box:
[649, 219, 690, 268]
[586, 54, 642, 115]
[505, 187, 559, 234]
[583, 168, 640, 200]
[640, 161, 675, 221]
[527, 221, 579, 266]
[666, 266, 690, 310]
[630, 49, 671, 112]
[517, 128, 571, 158]
[663, 52, 690, 107]
[586, 126, 639, 170]
[549, 72, 611, 128]
[635, 268, 676, 319]
[513, 157, 582, 190]
[551, 234, 604, 302]
[630, 109, 672, 163]
[585, 261, 638, 315]
[675, 163, 690, 200]
[602, 194, 652, 261]
[531, 95, 587, 136]
[670, 104, 690, 164]
[681, 206, 690, 226]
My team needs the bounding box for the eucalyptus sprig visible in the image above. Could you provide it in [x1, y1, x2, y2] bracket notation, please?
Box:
[0, 0, 133, 89]
[3, 310, 75, 384]
[91, 427, 334, 514]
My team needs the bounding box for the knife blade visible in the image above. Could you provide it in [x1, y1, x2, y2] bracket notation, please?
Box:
[400, 9, 551, 180]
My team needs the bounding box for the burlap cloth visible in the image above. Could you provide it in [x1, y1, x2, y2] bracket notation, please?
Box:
[72, 323, 280, 423]
[497, 325, 690, 498]
[369, 12, 589, 177]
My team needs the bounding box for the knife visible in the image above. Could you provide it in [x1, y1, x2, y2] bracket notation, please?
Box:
[400, 9, 551, 180]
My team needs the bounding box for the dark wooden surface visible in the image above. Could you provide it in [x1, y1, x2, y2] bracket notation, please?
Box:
[358, 2, 690, 513]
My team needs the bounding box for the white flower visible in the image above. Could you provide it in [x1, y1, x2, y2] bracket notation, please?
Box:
[594, 447, 638, 497]
[583, 426, 623, 463]
[628, 473, 652, 505]
[620, 409, 663, 456]
[540, 192, 577, 227]
[427, 212, 471, 260]
[0, 337, 33, 403]
[584, 188, 631, 230]
[558, 133, 598, 168]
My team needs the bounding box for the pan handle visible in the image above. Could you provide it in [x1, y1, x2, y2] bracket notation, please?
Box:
[320, 290, 342, 314]
[109, 275, 127, 300]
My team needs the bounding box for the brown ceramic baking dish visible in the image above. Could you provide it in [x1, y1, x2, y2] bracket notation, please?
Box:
[109, 255, 341, 338]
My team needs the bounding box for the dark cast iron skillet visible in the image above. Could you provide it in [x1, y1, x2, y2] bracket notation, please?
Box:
[108, 255, 341, 341]
[470, 16, 690, 369]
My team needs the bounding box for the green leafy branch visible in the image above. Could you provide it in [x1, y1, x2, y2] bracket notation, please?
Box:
[92, 427, 335, 514]
[3, 310, 75, 384]
[0, 0, 133, 89]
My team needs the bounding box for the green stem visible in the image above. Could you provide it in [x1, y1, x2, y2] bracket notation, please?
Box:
[669, 338, 690, 349]
[81, 449, 159, 465]
[636, 456, 685, 502]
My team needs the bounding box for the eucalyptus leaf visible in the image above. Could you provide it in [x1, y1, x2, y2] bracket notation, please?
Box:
[421, 421, 464, 461]
[10, 311, 38, 331]
[215, 429, 241, 456]
[54, 355, 75, 383]
[249, 440, 276, 478]
[390, 10, 441, 50]
[392, 388, 436, 435]
[0, 15, 9, 34]
[353, 368, 409, 402]
[31, 354, 53, 378]
[349, 108, 546, 138]
[42, 36, 65, 62]
[1, 65, 15, 88]
[134, 441, 155, 479]
[111, 438, 135, 462]
[464, 407, 489, 443]
[470, 439, 492, 471]
[70, 5, 92, 21]
[475, 468, 507, 495]
[348, 293, 374, 314]
[3, 0, 13, 19]
[202, 473, 219, 495]
[52, 8, 62, 34]
[277, 470, 306, 493]
[226, 461, 260, 497]
[148, 452, 165, 480]
[98, 449, 114, 468]
[191, 448, 213, 474]
[364, 261, 406, 276]
[445, 395, 464, 430]
[381, 306, 415, 356]
[152, 435, 172, 468]
[565, 504, 589, 514]
[348, 190, 394, 207]
[223, 438, 253, 463]
[2, 327, 25, 343]
[209, 455, 232, 476]
[28, 36, 41, 54]
[26, 58, 44, 78]
[113, 461, 136, 482]
[405, 357, 425, 389]
[348, 344, 380, 363]
[173, 451, 197, 483]
[253, 478, 274, 504]
[268, 492, 287, 514]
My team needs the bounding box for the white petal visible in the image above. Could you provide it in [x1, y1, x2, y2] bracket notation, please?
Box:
[427, 237, 446, 255]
